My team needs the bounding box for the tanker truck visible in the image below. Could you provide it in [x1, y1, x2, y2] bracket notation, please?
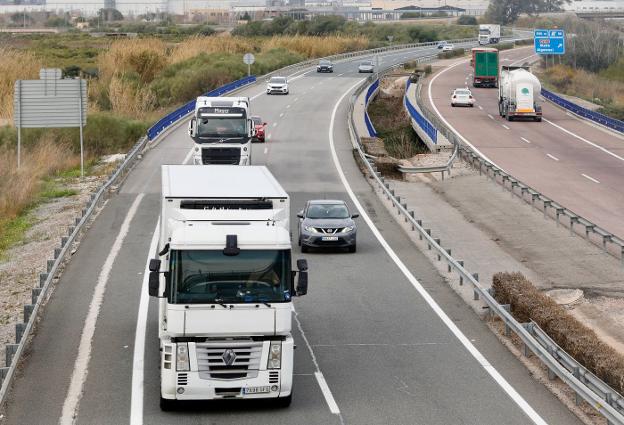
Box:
[498, 66, 543, 122]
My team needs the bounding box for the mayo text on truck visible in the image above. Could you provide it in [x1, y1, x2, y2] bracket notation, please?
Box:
[498, 66, 543, 122]
[188, 97, 254, 165]
[149, 165, 309, 410]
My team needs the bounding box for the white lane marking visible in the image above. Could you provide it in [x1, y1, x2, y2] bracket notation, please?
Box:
[337, 73, 344, 77]
[292, 306, 344, 421]
[279, 112, 284, 118]
[250, 92, 265, 100]
[510, 53, 538, 66]
[294, 98, 299, 102]
[60, 194, 145, 425]
[546, 153, 559, 161]
[330, 81, 547, 425]
[264, 147, 268, 154]
[286, 104, 291, 109]
[272, 122, 277, 127]
[267, 133, 272, 140]
[582, 173, 600, 184]
[315, 372, 340, 415]
[521, 137, 532, 144]
[182, 147, 194, 164]
[544, 118, 624, 163]
[130, 220, 160, 425]
[502, 124, 510, 130]
[488, 114, 494, 120]
[478, 105, 483, 110]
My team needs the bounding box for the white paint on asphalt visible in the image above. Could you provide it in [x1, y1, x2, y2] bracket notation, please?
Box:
[544, 118, 624, 163]
[60, 194, 145, 425]
[521, 137, 532, 144]
[478, 105, 483, 110]
[502, 124, 510, 130]
[272, 122, 277, 127]
[292, 306, 344, 423]
[546, 154, 559, 161]
[279, 112, 284, 118]
[488, 114, 494, 120]
[294, 98, 299, 102]
[330, 80, 547, 425]
[582, 173, 600, 184]
[264, 147, 269, 154]
[286, 104, 291, 109]
[510, 53, 538, 66]
[182, 147, 194, 164]
[130, 220, 159, 425]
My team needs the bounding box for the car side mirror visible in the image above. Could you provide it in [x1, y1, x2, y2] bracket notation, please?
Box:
[263, 122, 267, 126]
[148, 271, 160, 297]
[297, 211, 304, 219]
[188, 117, 197, 138]
[351, 214, 359, 219]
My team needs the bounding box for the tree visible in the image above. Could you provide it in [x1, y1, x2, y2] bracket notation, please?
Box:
[456, 15, 478, 25]
[98, 8, 124, 22]
[241, 11, 251, 21]
[484, 0, 571, 24]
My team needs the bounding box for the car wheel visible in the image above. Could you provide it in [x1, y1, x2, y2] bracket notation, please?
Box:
[160, 397, 175, 411]
[348, 244, 357, 253]
[275, 393, 292, 408]
[301, 245, 309, 253]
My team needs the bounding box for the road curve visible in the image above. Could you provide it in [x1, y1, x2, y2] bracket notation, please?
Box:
[427, 46, 624, 239]
[1, 46, 582, 425]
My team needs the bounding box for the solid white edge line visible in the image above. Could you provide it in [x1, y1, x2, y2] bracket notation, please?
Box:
[488, 114, 494, 120]
[582, 173, 600, 184]
[315, 372, 340, 415]
[182, 147, 194, 165]
[428, 51, 536, 172]
[331, 81, 547, 425]
[130, 221, 160, 425]
[544, 118, 624, 163]
[60, 194, 145, 425]
[546, 154, 559, 161]
[502, 124, 510, 130]
[521, 137, 532, 144]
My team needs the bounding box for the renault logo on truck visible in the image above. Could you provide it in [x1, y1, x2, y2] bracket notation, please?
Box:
[222, 349, 237, 366]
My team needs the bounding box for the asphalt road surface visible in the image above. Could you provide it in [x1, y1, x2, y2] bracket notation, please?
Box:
[2, 46, 583, 425]
[427, 46, 624, 239]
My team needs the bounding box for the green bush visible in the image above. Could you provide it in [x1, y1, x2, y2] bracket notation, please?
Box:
[456, 15, 478, 26]
[438, 48, 465, 59]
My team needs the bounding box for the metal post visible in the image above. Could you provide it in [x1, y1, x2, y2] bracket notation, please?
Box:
[247, 63, 251, 77]
[78, 80, 85, 178]
[17, 80, 22, 169]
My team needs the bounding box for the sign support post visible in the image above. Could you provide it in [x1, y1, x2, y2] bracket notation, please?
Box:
[78, 79, 84, 178]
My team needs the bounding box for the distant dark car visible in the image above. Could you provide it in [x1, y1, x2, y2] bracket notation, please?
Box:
[317, 59, 334, 73]
[251, 116, 267, 143]
[298, 200, 358, 253]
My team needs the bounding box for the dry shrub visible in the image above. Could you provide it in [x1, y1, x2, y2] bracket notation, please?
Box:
[0, 137, 79, 221]
[263, 35, 368, 58]
[0, 48, 41, 121]
[170, 36, 256, 64]
[493, 272, 624, 395]
[98, 38, 168, 84]
[108, 75, 156, 117]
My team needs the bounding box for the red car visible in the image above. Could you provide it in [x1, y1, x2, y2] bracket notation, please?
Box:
[251, 116, 267, 143]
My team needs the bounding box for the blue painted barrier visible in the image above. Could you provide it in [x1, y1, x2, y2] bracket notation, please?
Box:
[364, 79, 379, 137]
[147, 76, 257, 141]
[541, 88, 624, 134]
[405, 80, 437, 144]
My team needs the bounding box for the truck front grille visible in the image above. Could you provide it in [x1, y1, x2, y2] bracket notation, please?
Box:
[196, 340, 263, 380]
[201, 147, 241, 165]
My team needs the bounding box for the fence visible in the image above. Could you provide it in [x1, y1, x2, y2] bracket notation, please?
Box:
[350, 60, 624, 425]
[542, 88, 624, 134]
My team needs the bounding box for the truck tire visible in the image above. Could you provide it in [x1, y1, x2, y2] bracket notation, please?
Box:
[506, 114, 513, 122]
[535, 117, 542, 122]
[276, 393, 292, 408]
[160, 397, 176, 411]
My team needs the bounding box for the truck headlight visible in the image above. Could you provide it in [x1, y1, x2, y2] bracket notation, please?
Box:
[176, 343, 190, 371]
[340, 226, 354, 233]
[268, 342, 282, 369]
[304, 226, 319, 233]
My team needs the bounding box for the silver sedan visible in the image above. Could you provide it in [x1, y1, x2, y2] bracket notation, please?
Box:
[298, 200, 358, 253]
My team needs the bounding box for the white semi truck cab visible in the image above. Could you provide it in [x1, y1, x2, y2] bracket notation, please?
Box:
[479, 24, 501, 45]
[188, 97, 254, 165]
[149, 165, 309, 410]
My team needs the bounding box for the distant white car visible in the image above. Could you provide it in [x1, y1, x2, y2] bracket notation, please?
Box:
[451, 88, 475, 107]
[266, 76, 289, 95]
[437, 41, 448, 49]
[358, 60, 375, 73]
[442, 44, 455, 52]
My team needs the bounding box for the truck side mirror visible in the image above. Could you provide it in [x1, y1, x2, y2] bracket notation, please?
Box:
[297, 259, 308, 271]
[188, 117, 197, 138]
[149, 259, 161, 272]
[148, 271, 160, 297]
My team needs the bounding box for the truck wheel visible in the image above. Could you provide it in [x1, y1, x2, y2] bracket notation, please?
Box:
[160, 397, 175, 411]
[535, 117, 542, 122]
[276, 393, 292, 408]
[506, 114, 513, 122]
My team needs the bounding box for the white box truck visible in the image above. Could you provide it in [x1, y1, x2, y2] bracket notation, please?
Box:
[498, 65, 543, 122]
[188, 97, 254, 165]
[479, 24, 501, 45]
[148, 165, 309, 410]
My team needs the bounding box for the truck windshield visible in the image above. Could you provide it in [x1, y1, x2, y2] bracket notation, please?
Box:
[169, 249, 292, 304]
[197, 117, 247, 138]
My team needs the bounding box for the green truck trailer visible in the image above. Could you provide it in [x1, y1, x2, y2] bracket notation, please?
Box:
[472, 47, 499, 88]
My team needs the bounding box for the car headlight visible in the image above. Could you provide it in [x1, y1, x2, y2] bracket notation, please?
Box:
[304, 226, 319, 233]
[340, 226, 354, 233]
[268, 341, 282, 369]
[176, 343, 190, 371]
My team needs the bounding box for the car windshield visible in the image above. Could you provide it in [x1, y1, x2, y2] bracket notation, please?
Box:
[197, 117, 247, 138]
[455, 90, 470, 95]
[252, 117, 262, 125]
[361, 61, 373, 66]
[307, 203, 350, 219]
[169, 249, 291, 304]
[320, 60, 331, 65]
[270, 77, 286, 84]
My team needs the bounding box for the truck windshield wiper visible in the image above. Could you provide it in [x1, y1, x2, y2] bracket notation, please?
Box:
[213, 298, 229, 308]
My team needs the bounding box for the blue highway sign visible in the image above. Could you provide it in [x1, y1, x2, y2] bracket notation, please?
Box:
[534, 29, 565, 55]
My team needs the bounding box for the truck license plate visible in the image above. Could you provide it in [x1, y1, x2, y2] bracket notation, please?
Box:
[243, 386, 271, 394]
[321, 236, 339, 241]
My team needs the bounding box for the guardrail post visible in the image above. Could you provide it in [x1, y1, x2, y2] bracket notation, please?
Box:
[472, 273, 479, 300]
[435, 239, 441, 260]
[47, 260, 55, 273]
[15, 323, 26, 343]
[547, 346, 557, 380]
[409, 211, 415, 230]
[24, 304, 34, 323]
[39, 273, 47, 288]
[401, 204, 408, 221]
[569, 216, 579, 236]
[542, 200, 552, 219]
[5, 344, 18, 367]
[0, 367, 7, 385]
[554, 207, 564, 227]
[572, 367, 582, 405]
[458, 261, 464, 285]
[32, 288, 41, 305]
[446, 249, 452, 272]
[426, 229, 432, 249]
[417, 220, 423, 238]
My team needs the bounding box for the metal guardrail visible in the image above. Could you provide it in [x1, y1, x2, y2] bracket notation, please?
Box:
[405, 79, 437, 143]
[349, 51, 624, 425]
[364, 79, 380, 137]
[542, 88, 624, 134]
